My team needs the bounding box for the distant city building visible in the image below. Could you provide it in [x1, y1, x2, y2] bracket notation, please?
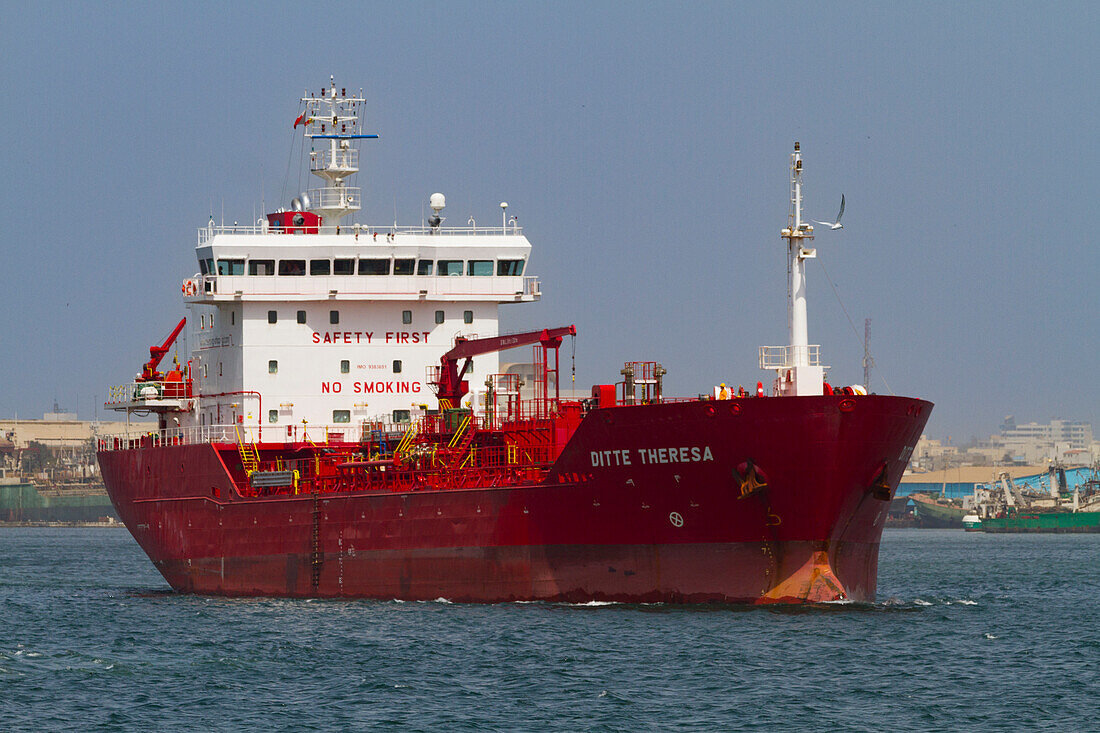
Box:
[996, 416, 1094, 463]
[909, 417, 1097, 472]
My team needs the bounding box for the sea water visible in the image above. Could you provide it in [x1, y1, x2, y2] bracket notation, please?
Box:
[2, 528, 1098, 731]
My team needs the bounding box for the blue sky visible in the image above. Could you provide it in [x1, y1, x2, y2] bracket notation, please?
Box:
[0, 1, 1095, 441]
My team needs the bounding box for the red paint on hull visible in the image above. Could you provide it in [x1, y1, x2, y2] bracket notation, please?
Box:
[98, 395, 930, 603]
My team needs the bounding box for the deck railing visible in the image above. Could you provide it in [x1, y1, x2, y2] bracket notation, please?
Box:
[105, 381, 192, 405]
[96, 422, 387, 452]
[758, 344, 825, 370]
[198, 221, 524, 244]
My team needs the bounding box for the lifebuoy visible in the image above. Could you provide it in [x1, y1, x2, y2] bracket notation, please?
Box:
[182, 280, 197, 296]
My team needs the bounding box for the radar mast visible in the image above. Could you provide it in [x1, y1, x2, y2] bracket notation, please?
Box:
[297, 76, 378, 225]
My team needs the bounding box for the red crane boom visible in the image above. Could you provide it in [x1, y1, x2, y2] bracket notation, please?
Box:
[433, 325, 576, 408]
[138, 317, 187, 382]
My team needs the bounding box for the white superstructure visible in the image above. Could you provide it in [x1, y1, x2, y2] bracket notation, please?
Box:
[113, 79, 540, 436]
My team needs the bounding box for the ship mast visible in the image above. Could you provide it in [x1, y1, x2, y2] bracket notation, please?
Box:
[296, 76, 377, 226]
[760, 142, 827, 396]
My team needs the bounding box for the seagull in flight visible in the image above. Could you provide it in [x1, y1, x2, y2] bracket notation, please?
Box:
[814, 194, 845, 230]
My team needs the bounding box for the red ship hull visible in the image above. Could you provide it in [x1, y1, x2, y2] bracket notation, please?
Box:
[98, 396, 930, 603]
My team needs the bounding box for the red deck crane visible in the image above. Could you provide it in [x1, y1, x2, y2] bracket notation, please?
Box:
[137, 317, 187, 382]
[432, 325, 576, 408]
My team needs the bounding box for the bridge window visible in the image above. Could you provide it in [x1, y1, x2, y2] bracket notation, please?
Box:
[310, 259, 331, 275]
[330, 310, 339, 324]
[416, 260, 433, 275]
[393, 410, 411, 423]
[205, 258, 214, 275]
[268, 360, 278, 374]
[334, 258, 355, 275]
[464, 310, 473, 324]
[333, 410, 351, 423]
[217, 259, 244, 275]
[249, 260, 275, 276]
[467, 260, 493, 276]
[437, 260, 463, 276]
[393, 360, 402, 374]
[497, 259, 525, 276]
[435, 310, 445, 324]
[394, 258, 415, 275]
[279, 259, 306, 276]
[340, 360, 350, 374]
[359, 259, 390, 275]
[199, 259, 208, 275]
[402, 310, 412, 324]
[268, 310, 277, 324]
[268, 410, 278, 424]
[297, 310, 306, 324]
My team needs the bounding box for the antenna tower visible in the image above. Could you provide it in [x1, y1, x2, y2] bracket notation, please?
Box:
[863, 318, 874, 391]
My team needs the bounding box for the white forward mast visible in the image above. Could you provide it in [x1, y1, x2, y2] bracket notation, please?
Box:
[759, 142, 828, 396]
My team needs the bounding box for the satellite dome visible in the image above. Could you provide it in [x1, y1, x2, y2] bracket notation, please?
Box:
[429, 193, 446, 212]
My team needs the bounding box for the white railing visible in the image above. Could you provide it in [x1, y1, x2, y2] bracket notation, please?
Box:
[310, 147, 358, 172]
[198, 222, 524, 244]
[758, 344, 824, 370]
[194, 273, 539, 300]
[304, 186, 362, 210]
[105, 381, 191, 405]
[97, 421, 408, 452]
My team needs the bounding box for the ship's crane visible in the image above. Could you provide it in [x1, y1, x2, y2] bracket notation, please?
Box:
[432, 325, 576, 408]
[137, 318, 187, 382]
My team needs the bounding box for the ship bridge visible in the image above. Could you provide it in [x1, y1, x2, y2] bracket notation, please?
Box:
[188, 225, 540, 304]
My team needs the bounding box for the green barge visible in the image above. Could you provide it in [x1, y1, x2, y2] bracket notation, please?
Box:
[0, 481, 118, 524]
[980, 512, 1100, 533]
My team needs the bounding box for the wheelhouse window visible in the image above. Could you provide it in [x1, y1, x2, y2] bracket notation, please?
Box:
[217, 259, 244, 275]
[205, 258, 215, 274]
[199, 259, 209, 275]
[333, 410, 351, 424]
[467, 260, 493, 276]
[310, 259, 331, 275]
[437, 260, 463, 276]
[334, 258, 355, 275]
[393, 409, 411, 423]
[279, 259, 306, 276]
[497, 259, 525, 276]
[359, 259, 390, 275]
[416, 260, 433, 275]
[249, 260, 275, 276]
[394, 258, 415, 276]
